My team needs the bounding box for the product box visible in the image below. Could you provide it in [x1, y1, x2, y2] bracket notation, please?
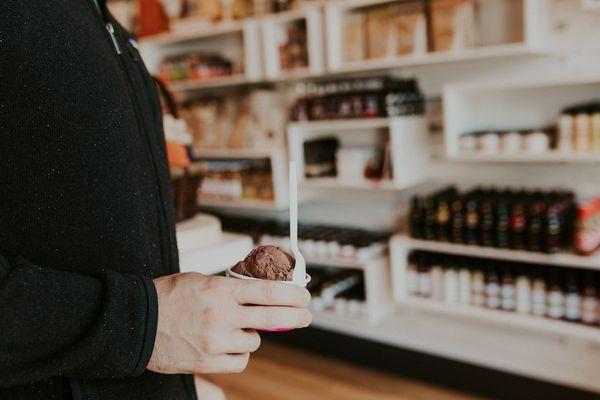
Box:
[366, 6, 392, 59]
[342, 12, 367, 63]
[388, 1, 427, 56]
[429, 0, 477, 52]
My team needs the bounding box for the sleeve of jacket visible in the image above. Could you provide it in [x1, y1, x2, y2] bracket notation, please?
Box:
[0, 254, 158, 387]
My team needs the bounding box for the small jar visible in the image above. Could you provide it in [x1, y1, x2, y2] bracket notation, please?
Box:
[501, 131, 523, 154]
[479, 132, 500, 155]
[524, 131, 550, 154]
[460, 135, 477, 153]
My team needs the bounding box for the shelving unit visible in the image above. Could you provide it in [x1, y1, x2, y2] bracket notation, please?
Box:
[444, 75, 600, 158]
[138, 19, 263, 88]
[288, 116, 429, 193]
[447, 152, 600, 163]
[261, 7, 325, 80]
[307, 255, 393, 324]
[391, 235, 600, 272]
[325, 0, 552, 74]
[178, 232, 254, 275]
[379, 233, 600, 392]
[195, 148, 289, 210]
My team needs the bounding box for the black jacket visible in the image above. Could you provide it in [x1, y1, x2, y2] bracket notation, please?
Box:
[0, 0, 196, 399]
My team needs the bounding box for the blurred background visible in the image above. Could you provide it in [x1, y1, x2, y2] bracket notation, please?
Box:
[110, 0, 600, 398]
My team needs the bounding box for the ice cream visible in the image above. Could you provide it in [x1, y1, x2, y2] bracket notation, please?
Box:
[231, 245, 296, 281]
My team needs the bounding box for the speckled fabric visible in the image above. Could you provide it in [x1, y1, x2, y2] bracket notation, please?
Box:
[0, 1, 195, 399]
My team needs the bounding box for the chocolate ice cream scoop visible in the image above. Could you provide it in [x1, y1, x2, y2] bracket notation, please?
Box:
[231, 245, 296, 281]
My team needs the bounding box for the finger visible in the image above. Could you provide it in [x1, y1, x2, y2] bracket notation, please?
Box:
[199, 353, 250, 374]
[233, 279, 311, 307]
[238, 305, 312, 330]
[207, 329, 261, 354]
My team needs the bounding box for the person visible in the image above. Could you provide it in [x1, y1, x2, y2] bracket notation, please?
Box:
[0, 1, 312, 399]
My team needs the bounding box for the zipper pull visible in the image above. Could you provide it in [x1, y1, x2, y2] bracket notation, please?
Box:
[106, 22, 122, 55]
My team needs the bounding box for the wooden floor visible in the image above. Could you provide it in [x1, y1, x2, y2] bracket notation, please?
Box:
[207, 341, 482, 400]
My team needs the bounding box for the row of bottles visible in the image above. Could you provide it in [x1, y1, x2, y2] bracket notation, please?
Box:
[407, 251, 599, 326]
[410, 186, 577, 254]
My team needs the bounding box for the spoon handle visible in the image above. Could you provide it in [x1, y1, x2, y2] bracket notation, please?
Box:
[289, 161, 298, 251]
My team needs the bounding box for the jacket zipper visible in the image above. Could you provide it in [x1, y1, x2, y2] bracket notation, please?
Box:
[106, 22, 122, 55]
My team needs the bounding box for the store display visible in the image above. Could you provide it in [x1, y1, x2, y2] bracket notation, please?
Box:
[407, 251, 600, 327]
[308, 268, 366, 318]
[291, 77, 424, 121]
[212, 214, 390, 262]
[159, 52, 233, 82]
[231, 245, 295, 280]
[197, 159, 275, 202]
[279, 21, 309, 71]
[170, 164, 204, 221]
[429, 0, 477, 52]
[303, 137, 339, 178]
[409, 186, 579, 254]
[181, 90, 286, 150]
[459, 100, 600, 157]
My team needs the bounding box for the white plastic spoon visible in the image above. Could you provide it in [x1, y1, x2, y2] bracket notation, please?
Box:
[289, 161, 306, 284]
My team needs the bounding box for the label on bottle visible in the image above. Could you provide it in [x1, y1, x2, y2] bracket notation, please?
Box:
[546, 290, 565, 319]
[418, 273, 431, 297]
[486, 283, 500, 309]
[532, 287, 546, 316]
[581, 296, 598, 324]
[407, 269, 419, 295]
[515, 282, 531, 314]
[565, 293, 581, 321]
[501, 284, 515, 310]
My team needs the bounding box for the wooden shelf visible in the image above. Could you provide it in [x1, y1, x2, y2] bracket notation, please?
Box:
[393, 235, 600, 272]
[399, 297, 600, 344]
[193, 147, 283, 160]
[199, 197, 287, 211]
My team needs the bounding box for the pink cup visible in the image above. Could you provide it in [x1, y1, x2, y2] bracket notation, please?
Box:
[226, 268, 311, 332]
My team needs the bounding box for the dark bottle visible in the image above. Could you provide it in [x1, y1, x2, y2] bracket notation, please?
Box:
[545, 205, 562, 254]
[465, 193, 480, 246]
[423, 196, 437, 241]
[509, 192, 528, 250]
[480, 191, 496, 247]
[450, 195, 465, 244]
[435, 194, 451, 242]
[496, 192, 511, 249]
[527, 198, 546, 252]
[410, 196, 425, 239]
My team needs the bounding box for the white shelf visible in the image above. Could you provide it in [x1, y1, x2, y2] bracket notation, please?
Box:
[288, 117, 390, 132]
[392, 235, 600, 271]
[444, 75, 600, 158]
[329, 43, 547, 74]
[139, 18, 247, 46]
[308, 305, 600, 393]
[448, 152, 600, 163]
[288, 116, 429, 193]
[178, 232, 254, 275]
[399, 296, 600, 344]
[262, 7, 325, 80]
[193, 147, 283, 160]
[301, 177, 398, 191]
[166, 74, 255, 92]
[306, 255, 387, 270]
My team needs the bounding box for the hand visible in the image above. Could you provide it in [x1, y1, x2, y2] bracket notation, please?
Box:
[147, 273, 311, 375]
